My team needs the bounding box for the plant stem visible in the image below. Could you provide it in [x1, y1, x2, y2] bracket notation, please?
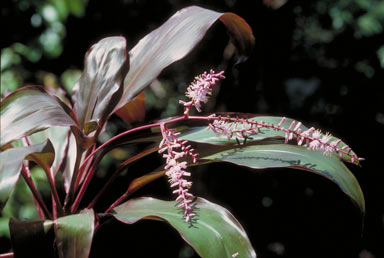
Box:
[21, 165, 52, 220]
[0, 252, 14, 258]
[71, 115, 219, 213]
[87, 145, 159, 209]
[70, 148, 107, 213]
[33, 157, 64, 216]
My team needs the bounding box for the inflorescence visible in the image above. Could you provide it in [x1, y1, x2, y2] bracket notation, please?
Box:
[160, 69, 362, 223]
[179, 69, 225, 115]
[159, 123, 198, 222]
[207, 116, 364, 164]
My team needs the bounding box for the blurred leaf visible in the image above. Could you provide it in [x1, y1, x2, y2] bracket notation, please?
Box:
[116, 5, 255, 110]
[113, 197, 256, 258]
[72, 36, 129, 135]
[115, 91, 146, 124]
[201, 143, 365, 216]
[0, 70, 22, 96]
[0, 86, 77, 147]
[127, 170, 165, 194]
[68, 0, 88, 17]
[54, 208, 95, 258]
[0, 140, 54, 212]
[10, 219, 55, 257]
[61, 69, 82, 94]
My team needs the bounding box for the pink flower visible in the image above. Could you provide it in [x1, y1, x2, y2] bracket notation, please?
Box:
[159, 123, 197, 222]
[180, 70, 225, 114]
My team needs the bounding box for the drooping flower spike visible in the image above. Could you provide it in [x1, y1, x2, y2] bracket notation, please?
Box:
[159, 123, 198, 222]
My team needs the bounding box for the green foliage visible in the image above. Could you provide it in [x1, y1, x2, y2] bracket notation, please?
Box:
[113, 197, 256, 258]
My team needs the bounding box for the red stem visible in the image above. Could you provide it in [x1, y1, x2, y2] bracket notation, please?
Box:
[33, 158, 63, 216]
[21, 165, 52, 220]
[0, 252, 14, 258]
[87, 145, 159, 209]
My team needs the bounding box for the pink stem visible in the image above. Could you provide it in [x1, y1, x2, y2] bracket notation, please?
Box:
[0, 252, 14, 258]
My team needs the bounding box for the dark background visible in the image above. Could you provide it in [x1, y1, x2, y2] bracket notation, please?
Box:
[1, 0, 383, 257]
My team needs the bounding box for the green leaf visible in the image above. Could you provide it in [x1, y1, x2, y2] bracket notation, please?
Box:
[0, 86, 77, 147]
[201, 143, 365, 215]
[72, 36, 129, 134]
[54, 208, 95, 258]
[115, 5, 254, 110]
[113, 197, 256, 258]
[9, 219, 55, 257]
[0, 140, 54, 211]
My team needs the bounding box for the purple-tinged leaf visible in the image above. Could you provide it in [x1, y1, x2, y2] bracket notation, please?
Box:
[72, 36, 129, 134]
[0, 140, 54, 211]
[0, 86, 77, 147]
[54, 208, 95, 258]
[115, 5, 255, 110]
[113, 197, 256, 258]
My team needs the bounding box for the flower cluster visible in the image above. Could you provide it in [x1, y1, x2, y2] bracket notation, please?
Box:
[179, 69, 225, 115]
[159, 123, 198, 222]
[207, 116, 363, 164]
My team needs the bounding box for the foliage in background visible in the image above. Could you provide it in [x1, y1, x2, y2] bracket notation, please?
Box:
[1, 0, 87, 96]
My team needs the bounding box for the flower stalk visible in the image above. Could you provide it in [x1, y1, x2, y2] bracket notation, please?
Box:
[159, 123, 197, 222]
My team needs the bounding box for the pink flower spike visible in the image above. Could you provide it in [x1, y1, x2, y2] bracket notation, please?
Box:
[180, 70, 225, 114]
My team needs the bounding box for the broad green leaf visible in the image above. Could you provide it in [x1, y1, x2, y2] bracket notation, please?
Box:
[0, 140, 54, 211]
[201, 143, 365, 215]
[72, 36, 129, 135]
[0, 86, 77, 147]
[54, 208, 95, 258]
[115, 5, 255, 110]
[9, 219, 55, 257]
[113, 197, 256, 258]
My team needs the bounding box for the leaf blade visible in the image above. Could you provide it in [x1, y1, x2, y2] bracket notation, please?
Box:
[0, 86, 77, 147]
[54, 208, 95, 258]
[72, 36, 129, 132]
[0, 140, 54, 211]
[116, 6, 254, 110]
[113, 197, 256, 258]
[202, 144, 365, 215]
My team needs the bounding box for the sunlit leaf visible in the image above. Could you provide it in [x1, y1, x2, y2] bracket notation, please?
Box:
[113, 197, 256, 258]
[54, 208, 95, 258]
[72, 36, 129, 134]
[0, 140, 54, 211]
[0, 86, 77, 147]
[116, 5, 255, 110]
[201, 143, 365, 216]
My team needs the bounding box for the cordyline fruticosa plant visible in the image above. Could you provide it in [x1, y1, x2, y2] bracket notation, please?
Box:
[0, 6, 364, 258]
